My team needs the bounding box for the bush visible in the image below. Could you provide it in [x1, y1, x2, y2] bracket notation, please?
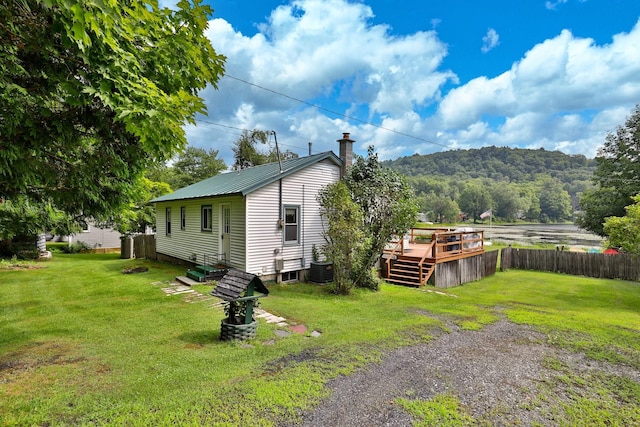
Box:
[61, 241, 92, 254]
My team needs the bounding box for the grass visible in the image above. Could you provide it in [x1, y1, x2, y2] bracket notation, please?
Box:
[1, 253, 639, 426]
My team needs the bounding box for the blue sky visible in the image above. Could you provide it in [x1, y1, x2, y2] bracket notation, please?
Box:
[165, 0, 640, 165]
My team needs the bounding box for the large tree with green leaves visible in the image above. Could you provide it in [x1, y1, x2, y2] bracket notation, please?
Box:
[342, 146, 419, 290]
[0, 0, 225, 234]
[458, 182, 493, 223]
[317, 181, 369, 295]
[168, 147, 226, 190]
[603, 194, 640, 253]
[577, 105, 640, 235]
[232, 130, 298, 170]
[539, 180, 572, 222]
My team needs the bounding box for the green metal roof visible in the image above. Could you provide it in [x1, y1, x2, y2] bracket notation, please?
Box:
[151, 151, 342, 203]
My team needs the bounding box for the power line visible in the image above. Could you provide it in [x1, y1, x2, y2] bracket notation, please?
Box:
[224, 74, 450, 149]
[194, 119, 326, 155]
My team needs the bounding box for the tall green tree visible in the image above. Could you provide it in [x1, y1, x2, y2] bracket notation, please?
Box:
[343, 147, 419, 290]
[539, 180, 572, 222]
[489, 183, 523, 221]
[577, 105, 640, 235]
[425, 192, 459, 223]
[0, 0, 225, 233]
[603, 194, 640, 253]
[458, 182, 492, 223]
[169, 147, 226, 189]
[317, 181, 369, 295]
[232, 130, 298, 170]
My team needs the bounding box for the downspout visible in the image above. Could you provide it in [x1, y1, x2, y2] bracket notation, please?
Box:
[301, 184, 305, 267]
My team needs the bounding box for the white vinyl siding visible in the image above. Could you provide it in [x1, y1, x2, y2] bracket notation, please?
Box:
[156, 158, 340, 276]
[155, 196, 245, 269]
[245, 159, 340, 276]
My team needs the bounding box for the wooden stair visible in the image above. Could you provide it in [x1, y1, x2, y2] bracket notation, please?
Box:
[386, 255, 434, 287]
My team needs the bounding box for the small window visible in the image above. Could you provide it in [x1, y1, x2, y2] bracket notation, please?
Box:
[165, 207, 172, 236]
[180, 206, 186, 230]
[284, 206, 299, 244]
[201, 205, 212, 231]
[281, 270, 299, 282]
[80, 220, 90, 233]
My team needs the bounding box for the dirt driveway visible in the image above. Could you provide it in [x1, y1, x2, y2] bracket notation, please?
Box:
[292, 317, 639, 426]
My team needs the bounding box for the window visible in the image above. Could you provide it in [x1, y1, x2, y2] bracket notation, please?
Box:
[281, 270, 299, 282]
[165, 207, 172, 235]
[180, 206, 186, 230]
[284, 206, 299, 244]
[201, 205, 212, 231]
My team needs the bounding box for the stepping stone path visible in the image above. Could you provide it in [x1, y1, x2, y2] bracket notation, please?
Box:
[151, 280, 322, 338]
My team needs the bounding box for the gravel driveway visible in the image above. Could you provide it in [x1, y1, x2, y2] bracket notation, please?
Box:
[293, 317, 639, 426]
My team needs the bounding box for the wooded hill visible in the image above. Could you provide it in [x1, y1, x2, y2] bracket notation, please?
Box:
[382, 146, 598, 223]
[383, 146, 596, 184]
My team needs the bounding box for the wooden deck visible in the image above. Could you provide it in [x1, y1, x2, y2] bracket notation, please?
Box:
[382, 228, 485, 287]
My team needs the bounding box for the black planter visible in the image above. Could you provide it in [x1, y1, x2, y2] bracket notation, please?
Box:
[309, 262, 334, 283]
[220, 319, 257, 341]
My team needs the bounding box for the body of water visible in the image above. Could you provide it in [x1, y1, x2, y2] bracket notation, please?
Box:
[468, 223, 604, 248]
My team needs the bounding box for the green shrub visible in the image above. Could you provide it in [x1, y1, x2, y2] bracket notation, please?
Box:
[61, 241, 92, 254]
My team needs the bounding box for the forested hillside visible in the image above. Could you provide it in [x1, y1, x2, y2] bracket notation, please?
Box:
[382, 146, 597, 223]
[383, 146, 596, 184]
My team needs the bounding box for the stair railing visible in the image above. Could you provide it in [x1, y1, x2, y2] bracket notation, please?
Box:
[384, 237, 404, 279]
[418, 241, 435, 285]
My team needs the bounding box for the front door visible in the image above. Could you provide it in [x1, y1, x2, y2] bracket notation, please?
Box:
[220, 204, 231, 264]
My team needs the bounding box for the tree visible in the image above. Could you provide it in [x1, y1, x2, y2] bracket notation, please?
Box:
[113, 177, 172, 235]
[232, 130, 298, 170]
[169, 147, 226, 190]
[343, 147, 419, 290]
[538, 180, 572, 222]
[0, 196, 77, 241]
[0, 0, 225, 232]
[577, 105, 640, 235]
[317, 181, 369, 295]
[490, 183, 523, 221]
[458, 183, 492, 223]
[425, 192, 459, 223]
[603, 194, 640, 253]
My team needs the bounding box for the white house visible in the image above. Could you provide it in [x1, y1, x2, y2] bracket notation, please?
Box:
[151, 134, 354, 282]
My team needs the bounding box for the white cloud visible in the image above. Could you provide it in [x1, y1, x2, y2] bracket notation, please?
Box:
[545, 0, 569, 11]
[186, 1, 640, 164]
[436, 20, 640, 154]
[481, 28, 500, 53]
[197, 0, 456, 162]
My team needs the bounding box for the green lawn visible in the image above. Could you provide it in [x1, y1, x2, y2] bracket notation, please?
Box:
[1, 253, 639, 426]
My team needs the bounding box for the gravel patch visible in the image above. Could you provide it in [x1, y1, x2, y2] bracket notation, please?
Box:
[293, 318, 639, 426]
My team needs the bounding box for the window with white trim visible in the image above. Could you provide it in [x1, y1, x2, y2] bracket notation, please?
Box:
[165, 207, 172, 235]
[180, 206, 186, 230]
[201, 205, 212, 231]
[284, 206, 299, 244]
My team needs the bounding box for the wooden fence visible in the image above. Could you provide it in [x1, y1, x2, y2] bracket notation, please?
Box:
[501, 247, 640, 281]
[430, 250, 499, 288]
[131, 235, 157, 260]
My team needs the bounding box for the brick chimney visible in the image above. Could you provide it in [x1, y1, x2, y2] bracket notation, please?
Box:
[337, 132, 354, 178]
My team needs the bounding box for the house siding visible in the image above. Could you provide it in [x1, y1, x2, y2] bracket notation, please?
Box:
[155, 195, 246, 269]
[246, 159, 340, 276]
[69, 221, 122, 249]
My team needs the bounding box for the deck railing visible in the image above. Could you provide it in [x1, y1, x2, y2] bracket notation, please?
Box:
[386, 227, 484, 260]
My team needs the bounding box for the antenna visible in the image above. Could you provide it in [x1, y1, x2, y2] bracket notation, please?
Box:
[271, 131, 283, 173]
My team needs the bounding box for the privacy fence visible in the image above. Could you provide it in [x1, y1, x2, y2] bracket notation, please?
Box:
[430, 250, 499, 288]
[501, 247, 640, 281]
[121, 235, 157, 260]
